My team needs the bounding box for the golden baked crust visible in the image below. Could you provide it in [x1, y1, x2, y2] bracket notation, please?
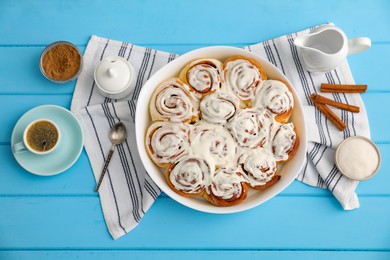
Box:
[223, 55, 267, 80]
[179, 58, 223, 97]
[274, 80, 294, 123]
[165, 156, 210, 197]
[202, 167, 248, 206]
[253, 79, 294, 124]
[203, 183, 248, 207]
[223, 56, 267, 105]
[145, 121, 190, 168]
[149, 78, 199, 124]
[272, 124, 299, 163]
[251, 175, 281, 190]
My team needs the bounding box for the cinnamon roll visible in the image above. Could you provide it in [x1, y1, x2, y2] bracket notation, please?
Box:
[223, 56, 267, 104]
[144, 55, 300, 207]
[253, 80, 294, 123]
[226, 108, 273, 149]
[238, 148, 280, 190]
[146, 121, 190, 168]
[149, 78, 199, 123]
[200, 91, 239, 124]
[179, 58, 223, 97]
[204, 167, 248, 207]
[271, 123, 299, 162]
[166, 155, 213, 197]
[190, 122, 236, 167]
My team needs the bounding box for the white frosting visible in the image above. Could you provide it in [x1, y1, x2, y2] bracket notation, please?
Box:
[169, 155, 212, 194]
[147, 57, 299, 205]
[224, 59, 262, 101]
[207, 167, 245, 200]
[151, 78, 198, 122]
[187, 59, 222, 93]
[200, 92, 239, 124]
[190, 122, 236, 166]
[337, 138, 380, 180]
[238, 148, 277, 187]
[271, 123, 296, 161]
[253, 80, 294, 115]
[226, 108, 273, 148]
[146, 121, 190, 165]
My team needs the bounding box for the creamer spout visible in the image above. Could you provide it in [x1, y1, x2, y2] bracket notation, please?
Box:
[293, 35, 309, 49]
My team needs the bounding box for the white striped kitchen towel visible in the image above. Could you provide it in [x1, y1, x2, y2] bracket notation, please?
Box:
[71, 25, 370, 239]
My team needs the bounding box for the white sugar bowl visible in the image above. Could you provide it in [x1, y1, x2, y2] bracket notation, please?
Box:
[94, 56, 136, 99]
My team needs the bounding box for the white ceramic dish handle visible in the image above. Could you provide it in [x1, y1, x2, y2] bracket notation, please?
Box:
[348, 37, 371, 55]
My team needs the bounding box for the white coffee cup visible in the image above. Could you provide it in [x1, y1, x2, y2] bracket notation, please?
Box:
[294, 25, 371, 72]
[13, 119, 61, 155]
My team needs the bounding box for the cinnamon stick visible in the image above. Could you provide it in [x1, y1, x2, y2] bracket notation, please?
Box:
[311, 95, 346, 131]
[311, 93, 360, 113]
[321, 83, 367, 93]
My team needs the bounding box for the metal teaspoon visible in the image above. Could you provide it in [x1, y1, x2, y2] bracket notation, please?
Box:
[95, 122, 127, 192]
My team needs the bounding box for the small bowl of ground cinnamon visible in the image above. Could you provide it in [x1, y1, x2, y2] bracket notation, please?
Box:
[40, 41, 83, 83]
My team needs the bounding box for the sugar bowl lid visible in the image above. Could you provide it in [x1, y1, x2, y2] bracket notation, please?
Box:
[94, 56, 135, 98]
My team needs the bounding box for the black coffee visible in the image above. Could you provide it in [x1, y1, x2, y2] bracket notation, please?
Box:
[26, 121, 59, 152]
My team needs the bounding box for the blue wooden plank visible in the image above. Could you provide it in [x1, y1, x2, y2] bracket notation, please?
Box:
[362, 93, 390, 142]
[0, 0, 388, 45]
[0, 93, 387, 196]
[0, 144, 328, 196]
[0, 47, 81, 95]
[0, 196, 389, 249]
[0, 146, 95, 195]
[349, 43, 390, 92]
[0, 43, 388, 94]
[355, 144, 390, 195]
[1, 0, 389, 256]
[1, 143, 388, 196]
[1, 251, 389, 260]
[0, 93, 387, 145]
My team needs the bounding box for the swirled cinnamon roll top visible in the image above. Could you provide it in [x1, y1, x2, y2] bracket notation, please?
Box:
[200, 91, 239, 125]
[166, 155, 213, 197]
[145, 55, 300, 207]
[149, 78, 199, 123]
[146, 121, 190, 168]
[238, 148, 280, 190]
[226, 108, 273, 149]
[271, 123, 298, 162]
[223, 55, 267, 104]
[190, 122, 237, 167]
[253, 80, 294, 123]
[179, 58, 223, 97]
[204, 167, 248, 207]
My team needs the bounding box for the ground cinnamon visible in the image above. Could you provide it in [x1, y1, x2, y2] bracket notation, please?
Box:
[41, 43, 81, 81]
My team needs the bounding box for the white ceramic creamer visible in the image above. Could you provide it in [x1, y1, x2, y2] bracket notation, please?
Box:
[294, 25, 371, 72]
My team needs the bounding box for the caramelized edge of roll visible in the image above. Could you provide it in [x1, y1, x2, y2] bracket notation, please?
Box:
[165, 162, 205, 197]
[204, 177, 248, 207]
[223, 55, 267, 81]
[273, 126, 299, 163]
[145, 122, 189, 168]
[179, 58, 223, 97]
[149, 77, 199, 124]
[268, 79, 294, 124]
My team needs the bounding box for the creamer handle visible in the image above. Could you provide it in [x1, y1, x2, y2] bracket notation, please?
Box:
[348, 37, 371, 55]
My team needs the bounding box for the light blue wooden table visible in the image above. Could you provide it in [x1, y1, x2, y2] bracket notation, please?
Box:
[1, 1, 389, 259]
